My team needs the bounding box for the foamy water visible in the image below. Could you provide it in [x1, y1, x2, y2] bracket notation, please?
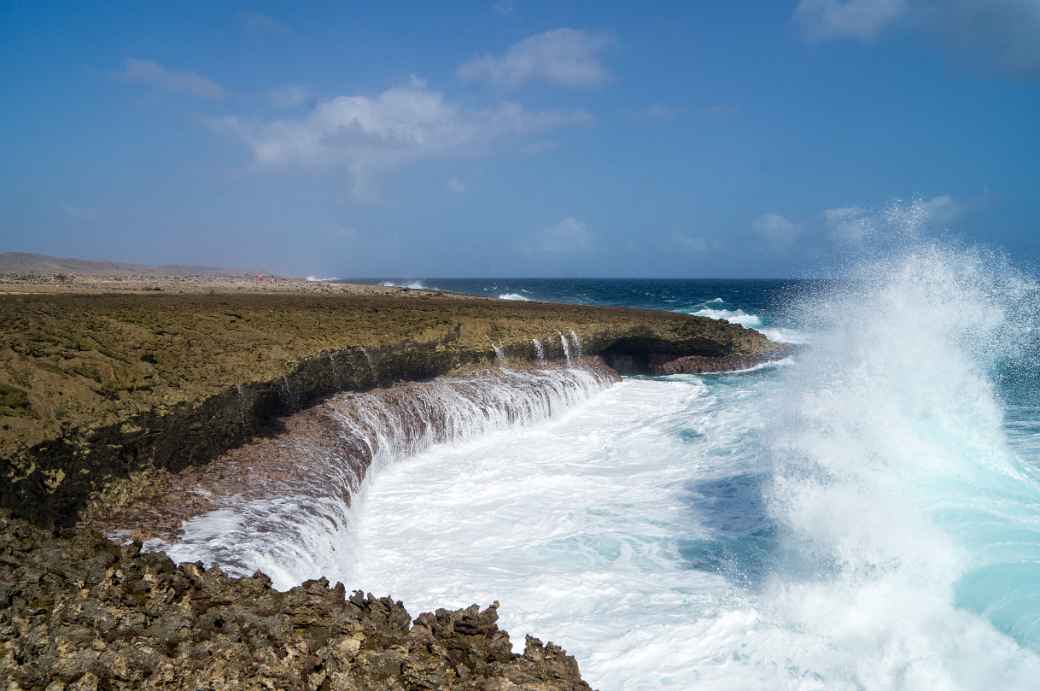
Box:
[158, 238, 1040, 689]
[346, 245, 1040, 689]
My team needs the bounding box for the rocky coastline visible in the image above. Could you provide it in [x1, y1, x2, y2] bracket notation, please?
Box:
[0, 511, 590, 690]
[0, 284, 783, 689]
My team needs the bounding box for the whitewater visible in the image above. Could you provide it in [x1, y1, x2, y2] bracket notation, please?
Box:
[161, 239, 1040, 689]
[350, 246, 1040, 689]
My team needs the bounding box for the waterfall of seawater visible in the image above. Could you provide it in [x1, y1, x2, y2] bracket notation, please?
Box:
[155, 365, 617, 591]
[532, 338, 546, 362]
[559, 331, 573, 365]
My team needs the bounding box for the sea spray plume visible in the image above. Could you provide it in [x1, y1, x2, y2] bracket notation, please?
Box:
[761, 231, 1040, 686]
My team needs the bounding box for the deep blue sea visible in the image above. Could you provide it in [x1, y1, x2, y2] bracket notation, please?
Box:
[168, 249, 1040, 689]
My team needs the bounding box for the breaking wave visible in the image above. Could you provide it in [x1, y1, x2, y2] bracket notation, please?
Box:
[692, 307, 764, 329]
[348, 240, 1040, 689]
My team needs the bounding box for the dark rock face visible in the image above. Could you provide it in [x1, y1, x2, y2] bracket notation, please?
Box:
[648, 345, 798, 375]
[0, 511, 591, 690]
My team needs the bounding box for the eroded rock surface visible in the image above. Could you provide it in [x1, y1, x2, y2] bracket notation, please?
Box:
[0, 511, 591, 690]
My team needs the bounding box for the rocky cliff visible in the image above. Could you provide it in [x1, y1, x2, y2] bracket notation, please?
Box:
[0, 511, 590, 690]
[1, 292, 780, 529]
[0, 290, 785, 689]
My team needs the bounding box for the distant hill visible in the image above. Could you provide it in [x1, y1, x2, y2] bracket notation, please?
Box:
[0, 253, 241, 276]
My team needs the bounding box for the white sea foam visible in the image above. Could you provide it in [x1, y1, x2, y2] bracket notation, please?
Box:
[349, 240, 1040, 689]
[692, 307, 763, 329]
[157, 367, 616, 591]
[499, 293, 530, 301]
[382, 280, 427, 289]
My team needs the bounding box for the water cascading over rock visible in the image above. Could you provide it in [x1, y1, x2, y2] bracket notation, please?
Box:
[134, 363, 619, 590]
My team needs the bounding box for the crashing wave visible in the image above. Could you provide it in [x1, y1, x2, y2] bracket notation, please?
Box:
[499, 293, 531, 301]
[692, 307, 763, 329]
[382, 280, 427, 290]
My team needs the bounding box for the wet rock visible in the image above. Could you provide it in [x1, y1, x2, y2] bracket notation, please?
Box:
[0, 511, 592, 690]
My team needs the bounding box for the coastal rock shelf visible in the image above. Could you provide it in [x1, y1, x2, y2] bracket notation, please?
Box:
[0, 292, 779, 528]
[0, 511, 591, 690]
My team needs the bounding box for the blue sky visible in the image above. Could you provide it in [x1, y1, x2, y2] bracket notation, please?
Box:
[1, 1, 1037, 278]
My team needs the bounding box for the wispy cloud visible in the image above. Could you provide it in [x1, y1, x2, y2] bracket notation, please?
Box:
[823, 206, 874, 244]
[795, 1, 1040, 74]
[458, 28, 610, 88]
[674, 233, 713, 253]
[448, 177, 466, 193]
[753, 213, 802, 251]
[214, 78, 591, 199]
[643, 104, 684, 121]
[119, 58, 225, 99]
[269, 85, 311, 109]
[795, 0, 908, 41]
[241, 11, 291, 35]
[493, 0, 515, 16]
[537, 217, 594, 253]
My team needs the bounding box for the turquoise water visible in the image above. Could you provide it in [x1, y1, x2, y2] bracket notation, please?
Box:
[349, 248, 1040, 688]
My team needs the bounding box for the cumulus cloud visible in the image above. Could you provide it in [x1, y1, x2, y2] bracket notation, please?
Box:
[270, 85, 311, 109]
[537, 217, 594, 253]
[795, 0, 1040, 73]
[119, 58, 224, 99]
[458, 29, 610, 87]
[215, 78, 590, 198]
[753, 213, 802, 250]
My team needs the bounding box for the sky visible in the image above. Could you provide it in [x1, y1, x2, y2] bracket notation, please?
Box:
[1, 1, 1038, 278]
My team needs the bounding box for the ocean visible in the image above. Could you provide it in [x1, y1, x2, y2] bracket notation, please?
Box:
[367, 249, 1040, 689]
[165, 243, 1040, 689]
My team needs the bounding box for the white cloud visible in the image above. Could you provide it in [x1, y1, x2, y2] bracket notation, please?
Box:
[795, 1, 1040, 73]
[215, 78, 590, 198]
[643, 104, 683, 121]
[270, 85, 311, 109]
[493, 0, 514, 15]
[241, 11, 290, 35]
[795, 0, 908, 40]
[537, 217, 594, 253]
[753, 213, 801, 250]
[119, 58, 224, 99]
[448, 177, 466, 193]
[458, 29, 610, 87]
[674, 233, 712, 253]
